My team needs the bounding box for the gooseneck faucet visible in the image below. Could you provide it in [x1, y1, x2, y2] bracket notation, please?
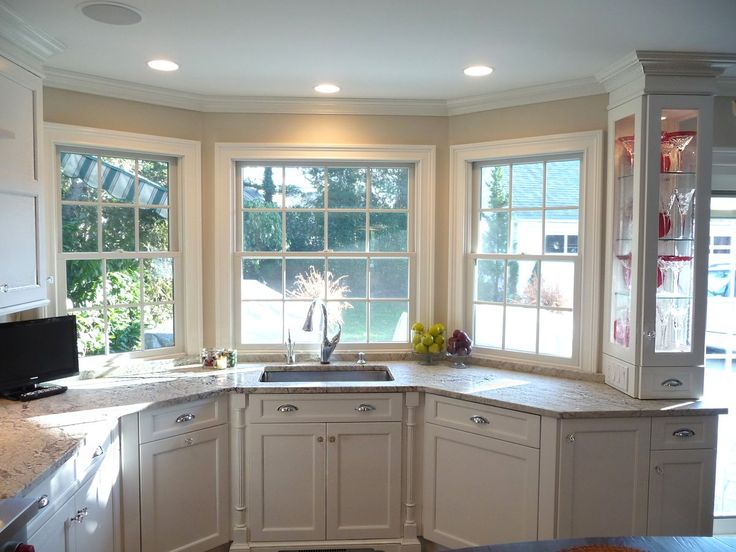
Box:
[302, 298, 342, 364]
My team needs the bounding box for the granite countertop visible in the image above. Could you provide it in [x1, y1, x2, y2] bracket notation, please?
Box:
[0, 360, 727, 501]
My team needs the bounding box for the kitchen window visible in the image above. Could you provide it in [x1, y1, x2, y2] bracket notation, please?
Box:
[448, 132, 603, 370]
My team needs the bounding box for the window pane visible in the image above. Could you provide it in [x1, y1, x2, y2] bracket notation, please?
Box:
[370, 301, 408, 342]
[144, 258, 174, 303]
[545, 209, 579, 255]
[286, 167, 324, 208]
[284, 300, 314, 344]
[61, 153, 98, 201]
[328, 258, 366, 298]
[241, 301, 283, 344]
[370, 258, 409, 298]
[108, 306, 142, 353]
[474, 304, 503, 348]
[541, 261, 575, 309]
[510, 210, 542, 255]
[505, 306, 537, 352]
[102, 206, 135, 251]
[139, 208, 169, 251]
[242, 258, 282, 299]
[476, 259, 505, 302]
[243, 211, 282, 252]
[480, 165, 509, 209]
[74, 309, 106, 357]
[546, 160, 580, 207]
[66, 259, 103, 308]
[285, 259, 325, 297]
[62, 205, 98, 252]
[328, 212, 366, 251]
[539, 309, 573, 357]
[371, 168, 408, 209]
[511, 163, 543, 208]
[478, 212, 508, 253]
[340, 301, 367, 342]
[286, 211, 324, 252]
[139, 160, 169, 205]
[328, 168, 366, 208]
[106, 259, 140, 306]
[100, 156, 135, 203]
[370, 212, 407, 252]
[507, 260, 539, 305]
[241, 166, 283, 208]
[144, 304, 174, 350]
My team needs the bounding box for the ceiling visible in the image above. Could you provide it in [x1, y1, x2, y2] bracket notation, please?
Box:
[4, 0, 736, 111]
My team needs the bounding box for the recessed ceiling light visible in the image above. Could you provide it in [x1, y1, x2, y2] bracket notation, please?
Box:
[79, 2, 142, 25]
[147, 59, 179, 72]
[464, 65, 494, 77]
[314, 83, 340, 94]
[661, 116, 668, 120]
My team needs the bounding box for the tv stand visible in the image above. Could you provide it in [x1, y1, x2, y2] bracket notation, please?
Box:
[2, 383, 68, 402]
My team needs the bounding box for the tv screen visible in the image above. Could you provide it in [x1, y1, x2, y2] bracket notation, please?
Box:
[0, 315, 79, 395]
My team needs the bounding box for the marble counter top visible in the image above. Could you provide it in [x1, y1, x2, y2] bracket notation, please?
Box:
[0, 360, 727, 500]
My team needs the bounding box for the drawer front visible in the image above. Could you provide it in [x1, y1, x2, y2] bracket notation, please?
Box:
[139, 395, 227, 443]
[638, 366, 704, 399]
[23, 454, 76, 535]
[425, 394, 540, 448]
[75, 425, 117, 483]
[247, 393, 403, 423]
[651, 416, 717, 450]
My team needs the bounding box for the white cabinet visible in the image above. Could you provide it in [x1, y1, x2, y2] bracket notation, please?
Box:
[137, 397, 229, 552]
[0, 54, 47, 314]
[246, 393, 403, 543]
[27, 497, 76, 552]
[422, 395, 540, 548]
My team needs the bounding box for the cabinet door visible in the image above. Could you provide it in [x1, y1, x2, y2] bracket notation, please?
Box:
[326, 421, 402, 540]
[422, 423, 539, 548]
[75, 447, 118, 552]
[140, 424, 229, 552]
[648, 449, 716, 536]
[27, 495, 76, 552]
[247, 423, 326, 542]
[557, 418, 650, 538]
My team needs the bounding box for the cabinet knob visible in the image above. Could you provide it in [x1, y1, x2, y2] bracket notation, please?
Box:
[661, 378, 683, 387]
[567, 433, 576, 442]
[317, 436, 324, 443]
[470, 415, 489, 425]
[673, 428, 696, 438]
[37, 494, 49, 509]
[655, 465, 664, 475]
[175, 413, 196, 423]
[70, 507, 88, 524]
[355, 404, 376, 412]
[184, 437, 194, 446]
[644, 330, 656, 340]
[277, 404, 298, 413]
[92, 445, 104, 458]
[329, 436, 336, 443]
[0, 284, 8, 293]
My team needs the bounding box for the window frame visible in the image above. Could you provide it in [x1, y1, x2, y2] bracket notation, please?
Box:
[44, 123, 202, 364]
[214, 144, 436, 352]
[447, 131, 603, 371]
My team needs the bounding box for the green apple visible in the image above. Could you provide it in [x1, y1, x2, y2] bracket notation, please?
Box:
[422, 334, 434, 347]
[414, 343, 428, 354]
[428, 343, 440, 354]
[411, 321, 424, 332]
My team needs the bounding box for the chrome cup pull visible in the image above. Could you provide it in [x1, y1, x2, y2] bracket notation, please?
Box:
[92, 445, 104, 458]
[470, 415, 490, 425]
[277, 404, 298, 413]
[355, 404, 376, 412]
[37, 494, 49, 509]
[175, 413, 196, 423]
[661, 378, 683, 387]
[673, 428, 696, 438]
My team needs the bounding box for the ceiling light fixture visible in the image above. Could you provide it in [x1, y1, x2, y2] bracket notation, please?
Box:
[464, 65, 494, 77]
[79, 2, 142, 25]
[147, 59, 179, 72]
[314, 83, 340, 94]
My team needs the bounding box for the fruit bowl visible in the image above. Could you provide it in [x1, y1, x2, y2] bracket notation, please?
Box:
[410, 323, 447, 364]
[412, 351, 447, 366]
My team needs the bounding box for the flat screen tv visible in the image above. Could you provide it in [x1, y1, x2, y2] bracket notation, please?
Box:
[0, 315, 79, 401]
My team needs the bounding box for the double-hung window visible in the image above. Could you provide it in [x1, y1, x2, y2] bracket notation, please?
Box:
[235, 163, 413, 348]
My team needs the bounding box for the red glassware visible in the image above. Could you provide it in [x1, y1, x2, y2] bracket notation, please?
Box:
[658, 211, 672, 238]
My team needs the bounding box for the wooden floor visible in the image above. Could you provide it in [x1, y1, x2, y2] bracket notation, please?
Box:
[455, 536, 736, 552]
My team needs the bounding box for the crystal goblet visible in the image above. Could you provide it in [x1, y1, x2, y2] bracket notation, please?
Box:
[617, 135, 635, 173]
[668, 131, 696, 172]
[674, 188, 696, 239]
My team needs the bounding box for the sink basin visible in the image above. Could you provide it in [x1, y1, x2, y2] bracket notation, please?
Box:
[259, 364, 394, 382]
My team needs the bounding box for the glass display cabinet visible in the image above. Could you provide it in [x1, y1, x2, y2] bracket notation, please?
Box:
[599, 52, 728, 398]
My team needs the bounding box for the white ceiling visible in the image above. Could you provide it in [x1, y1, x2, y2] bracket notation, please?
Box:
[4, 0, 736, 105]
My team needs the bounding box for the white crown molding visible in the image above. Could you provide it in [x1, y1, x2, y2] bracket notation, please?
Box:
[446, 77, 605, 116]
[0, 2, 64, 74]
[717, 76, 736, 96]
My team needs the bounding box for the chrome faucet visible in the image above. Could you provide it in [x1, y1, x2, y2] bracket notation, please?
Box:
[302, 298, 342, 364]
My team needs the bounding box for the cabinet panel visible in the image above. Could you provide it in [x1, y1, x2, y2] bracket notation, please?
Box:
[557, 418, 650, 538]
[75, 462, 116, 552]
[247, 423, 326, 542]
[326, 422, 402, 540]
[423, 422, 539, 548]
[140, 424, 229, 552]
[0, 68, 36, 183]
[27, 495, 75, 552]
[648, 449, 716, 536]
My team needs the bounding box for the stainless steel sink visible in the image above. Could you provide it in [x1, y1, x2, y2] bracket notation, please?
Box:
[259, 364, 394, 382]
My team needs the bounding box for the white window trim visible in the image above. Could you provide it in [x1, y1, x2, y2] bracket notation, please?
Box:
[447, 131, 604, 372]
[213, 143, 436, 350]
[43, 123, 203, 358]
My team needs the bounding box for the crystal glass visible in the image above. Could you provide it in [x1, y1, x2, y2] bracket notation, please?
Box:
[674, 188, 696, 239]
[668, 131, 696, 172]
[660, 132, 675, 172]
[617, 135, 635, 173]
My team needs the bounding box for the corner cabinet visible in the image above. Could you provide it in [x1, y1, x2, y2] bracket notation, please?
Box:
[0, 54, 48, 315]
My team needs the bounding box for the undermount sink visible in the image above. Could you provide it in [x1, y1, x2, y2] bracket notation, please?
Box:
[259, 364, 394, 382]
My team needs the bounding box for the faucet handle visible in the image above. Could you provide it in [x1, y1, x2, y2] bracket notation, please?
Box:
[356, 352, 367, 365]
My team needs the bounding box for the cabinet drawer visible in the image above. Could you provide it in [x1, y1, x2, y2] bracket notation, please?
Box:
[247, 393, 403, 423]
[75, 425, 117, 483]
[651, 416, 717, 450]
[638, 366, 704, 399]
[139, 395, 227, 443]
[23, 454, 76, 536]
[425, 394, 540, 448]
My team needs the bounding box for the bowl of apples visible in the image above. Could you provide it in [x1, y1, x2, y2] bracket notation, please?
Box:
[447, 329, 472, 368]
[411, 322, 447, 365]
